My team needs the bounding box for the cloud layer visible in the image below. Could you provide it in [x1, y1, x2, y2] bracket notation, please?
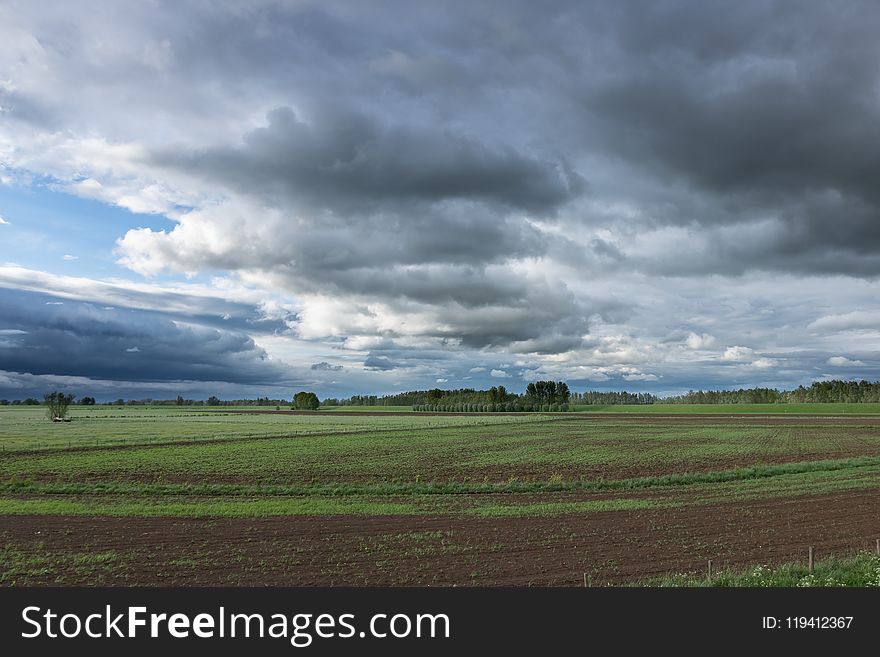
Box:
[1, 0, 880, 398]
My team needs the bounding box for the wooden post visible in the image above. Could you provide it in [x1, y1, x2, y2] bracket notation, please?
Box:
[875, 539, 879, 556]
[708, 559, 713, 579]
[583, 573, 588, 588]
[808, 546, 814, 572]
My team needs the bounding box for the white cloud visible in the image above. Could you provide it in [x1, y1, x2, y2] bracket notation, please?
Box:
[469, 366, 486, 373]
[623, 372, 659, 381]
[61, 254, 78, 261]
[809, 311, 880, 333]
[827, 356, 866, 367]
[125, 346, 140, 352]
[0, 215, 9, 225]
[0, 265, 293, 325]
[490, 369, 511, 378]
[435, 378, 447, 383]
[751, 358, 776, 369]
[722, 346, 755, 361]
[685, 332, 715, 349]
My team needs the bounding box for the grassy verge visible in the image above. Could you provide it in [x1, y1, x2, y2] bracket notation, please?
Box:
[651, 552, 880, 587]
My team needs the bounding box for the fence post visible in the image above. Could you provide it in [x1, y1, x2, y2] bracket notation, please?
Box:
[808, 546, 814, 573]
[708, 559, 713, 579]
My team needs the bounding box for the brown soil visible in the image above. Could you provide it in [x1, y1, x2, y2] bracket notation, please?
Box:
[3, 488, 879, 586]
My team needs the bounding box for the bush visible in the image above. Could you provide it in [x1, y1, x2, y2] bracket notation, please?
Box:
[293, 391, 320, 411]
[550, 403, 559, 412]
[542, 404, 550, 412]
[44, 391, 75, 421]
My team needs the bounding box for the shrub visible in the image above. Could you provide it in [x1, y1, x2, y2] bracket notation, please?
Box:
[293, 391, 320, 411]
[44, 391, 75, 421]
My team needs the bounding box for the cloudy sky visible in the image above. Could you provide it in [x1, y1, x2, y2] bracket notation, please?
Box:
[1, 0, 879, 401]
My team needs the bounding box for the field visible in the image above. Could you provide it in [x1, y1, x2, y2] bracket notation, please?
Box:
[2, 405, 880, 586]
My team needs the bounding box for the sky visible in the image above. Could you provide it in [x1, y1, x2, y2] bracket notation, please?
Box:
[1, 0, 880, 401]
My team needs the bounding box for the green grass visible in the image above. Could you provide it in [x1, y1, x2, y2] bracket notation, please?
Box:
[0, 492, 668, 518]
[4, 414, 880, 485]
[4, 455, 879, 497]
[0, 405, 546, 451]
[0, 545, 120, 585]
[652, 552, 880, 587]
[2, 457, 879, 518]
[4, 403, 879, 452]
[0, 496, 423, 517]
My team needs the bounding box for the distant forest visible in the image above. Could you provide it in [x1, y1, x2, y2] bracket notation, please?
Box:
[324, 381, 570, 408]
[323, 388, 657, 407]
[664, 380, 880, 404]
[325, 380, 880, 407]
[3, 379, 880, 407]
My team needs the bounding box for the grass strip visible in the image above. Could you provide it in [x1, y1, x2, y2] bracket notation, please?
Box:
[647, 552, 880, 587]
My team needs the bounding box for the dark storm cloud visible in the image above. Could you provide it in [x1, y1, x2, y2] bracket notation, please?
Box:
[131, 0, 880, 283]
[157, 107, 585, 215]
[0, 289, 287, 384]
[363, 354, 402, 371]
[575, 1, 880, 272]
[0, 267, 294, 335]
[310, 361, 343, 371]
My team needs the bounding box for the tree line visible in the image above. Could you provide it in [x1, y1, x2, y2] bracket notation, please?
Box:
[662, 388, 784, 404]
[567, 391, 660, 405]
[663, 381, 880, 404]
[6, 379, 880, 412]
[326, 382, 571, 409]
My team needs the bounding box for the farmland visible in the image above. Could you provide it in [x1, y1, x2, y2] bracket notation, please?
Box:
[2, 405, 880, 586]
